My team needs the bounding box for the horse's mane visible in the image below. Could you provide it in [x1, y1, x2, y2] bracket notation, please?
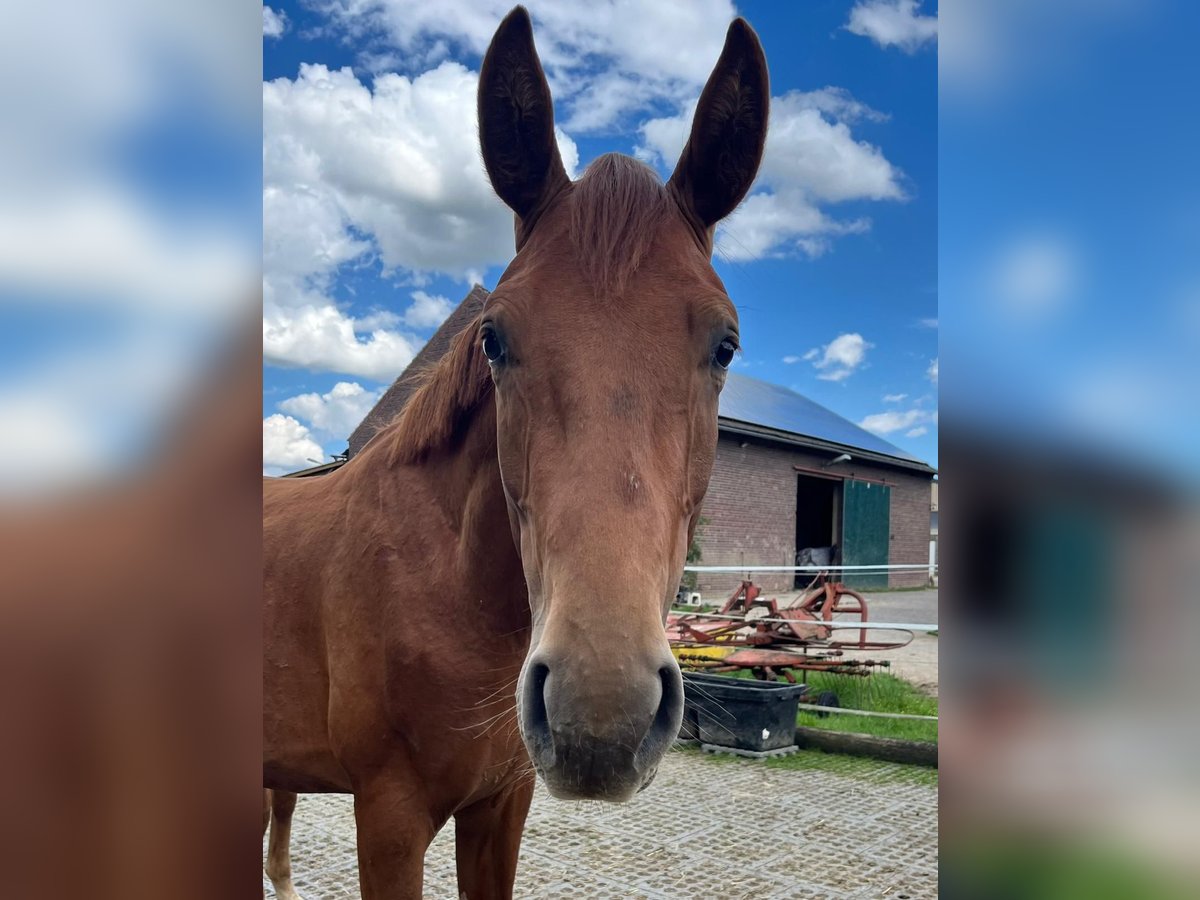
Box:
[384, 317, 492, 466]
[381, 153, 669, 464]
[569, 152, 670, 297]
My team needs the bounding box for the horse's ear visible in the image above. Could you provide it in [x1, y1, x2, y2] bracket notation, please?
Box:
[668, 19, 769, 236]
[478, 6, 568, 228]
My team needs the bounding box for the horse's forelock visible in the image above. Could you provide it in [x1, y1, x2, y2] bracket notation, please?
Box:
[381, 155, 672, 464]
[568, 153, 671, 298]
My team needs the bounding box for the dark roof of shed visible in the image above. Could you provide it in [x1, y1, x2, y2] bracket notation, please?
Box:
[719, 373, 934, 473]
[347, 284, 489, 457]
[346, 285, 934, 474]
[279, 459, 346, 478]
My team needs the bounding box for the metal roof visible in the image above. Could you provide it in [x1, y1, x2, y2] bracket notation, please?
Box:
[718, 372, 933, 472]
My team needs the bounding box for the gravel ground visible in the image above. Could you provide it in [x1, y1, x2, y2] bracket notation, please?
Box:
[851, 588, 938, 696]
[855, 589, 938, 628]
[265, 748, 937, 899]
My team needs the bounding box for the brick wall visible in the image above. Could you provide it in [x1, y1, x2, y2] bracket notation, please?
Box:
[692, 433, 932, 597]
[887, 473, 935, 589]
[693, 436, 799, 595]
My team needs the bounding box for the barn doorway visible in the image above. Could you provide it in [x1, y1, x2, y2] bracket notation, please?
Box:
[794, 474, 841, 589]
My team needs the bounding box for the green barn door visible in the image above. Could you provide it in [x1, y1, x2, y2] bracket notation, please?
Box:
[841, 480, 891, 589]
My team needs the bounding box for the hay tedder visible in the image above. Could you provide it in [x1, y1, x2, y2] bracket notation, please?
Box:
[667, 576, 913, 683]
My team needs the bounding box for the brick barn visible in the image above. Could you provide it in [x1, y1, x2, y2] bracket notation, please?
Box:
[696, 376, 935, 596]
[343, 285, 936, 598]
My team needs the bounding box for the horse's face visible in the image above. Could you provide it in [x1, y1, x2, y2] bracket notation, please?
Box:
[478, 7, 768, 801]
[484, 207, 737, 801]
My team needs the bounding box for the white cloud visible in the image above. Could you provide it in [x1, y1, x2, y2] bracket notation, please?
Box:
[278, 382, 383, 441]
[354, 309, 401, 331]
[1061, 364, 1175, 438]
[261, 59, 563, 271]
[639, 88, 904, 261]
[927, 358, 938, 383]
[804, 333, 873, 382]
[0, 391, 106, 494]
[318, 0, 738, 133]
[883, 392, 908, 402]
[782, 355, 801, 364]
[402, 291, 455, 329]
[757, 92, 905, 205]
[716, 192, 870, 261]
[553, 127, 580, 178]
[264, 62, 564, 282]
[0, 330, 212, 496]
[0, 187, 252, 317]
[784, 86, 892, 125]
[263, 414, 325, 475]
[938, 2, 1139, 102]
[263, 62, 578, 376]
[988, 234, 1078, 319]
[1, 2, 258, 175]
[263, 302, 421, 381]
[263, 6, 287, 39]
[261, 187, 371, 290]
[859, 407, 936, 435]
[846, 1, 938, 53]
[0, 2, 257, 496]
[919, 317, 938, 328]
[905, 426, 928, 438]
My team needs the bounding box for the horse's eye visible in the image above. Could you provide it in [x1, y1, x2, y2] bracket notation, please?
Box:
[481, 330, 505, 363]
[713, 337, 738, 369]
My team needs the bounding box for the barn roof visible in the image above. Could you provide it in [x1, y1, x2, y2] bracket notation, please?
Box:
[346, 286, 934, 475]
[719, 372, 934, 474]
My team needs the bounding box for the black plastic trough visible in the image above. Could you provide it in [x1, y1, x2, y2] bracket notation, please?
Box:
[680, 672, 805, 753]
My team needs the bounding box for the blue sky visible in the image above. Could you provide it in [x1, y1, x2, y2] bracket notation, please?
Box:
[262, 1, 938, 475]
[939, 0, 1200, 480]
[0, 4, 258, 495]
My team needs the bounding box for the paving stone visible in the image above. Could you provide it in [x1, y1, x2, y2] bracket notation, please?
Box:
[264, 749, 938, 899]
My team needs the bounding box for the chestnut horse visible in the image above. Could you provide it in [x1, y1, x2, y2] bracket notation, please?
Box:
[263, 7, 768, 897]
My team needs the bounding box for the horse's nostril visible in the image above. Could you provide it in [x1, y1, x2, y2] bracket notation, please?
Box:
[636, 663, 683, 766]
[656, 663, 682, 720]
[521, 661, 551, 752]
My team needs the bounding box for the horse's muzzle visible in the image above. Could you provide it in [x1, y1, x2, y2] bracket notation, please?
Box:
[517, 651, 683, 801]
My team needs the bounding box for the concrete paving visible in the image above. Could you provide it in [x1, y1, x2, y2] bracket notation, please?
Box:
[265, 748, 937, 899]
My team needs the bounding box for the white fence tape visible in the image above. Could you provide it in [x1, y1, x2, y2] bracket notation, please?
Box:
[794, 702, 938, 722]
[672, 611, 938, 632]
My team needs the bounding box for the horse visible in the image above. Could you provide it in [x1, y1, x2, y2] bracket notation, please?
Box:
[262, 789, 300, 899]
[262, 6, 769, 897]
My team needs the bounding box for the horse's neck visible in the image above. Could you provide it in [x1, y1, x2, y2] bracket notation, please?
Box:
[362, 394, 529, 635]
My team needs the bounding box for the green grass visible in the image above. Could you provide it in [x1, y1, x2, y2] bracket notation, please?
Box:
[948, 836, 1193, 899]
[721, 668, 939, 743]
[795, 669, 938, 743]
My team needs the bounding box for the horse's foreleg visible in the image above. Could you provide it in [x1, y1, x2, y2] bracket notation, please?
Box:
[265, 790, 302, 900]
[453, 775, 535, 900]
[353, 777, 435, 900]
[262, 791, 271, 900]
